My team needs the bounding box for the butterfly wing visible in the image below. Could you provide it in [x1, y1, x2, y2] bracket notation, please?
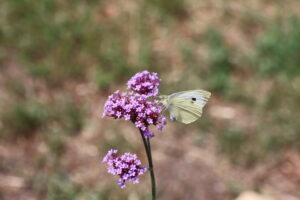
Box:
[168, 97, 203, 124]
[169, 90, 211, 108]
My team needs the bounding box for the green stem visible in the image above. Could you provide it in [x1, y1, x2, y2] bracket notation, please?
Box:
[146, 137, 156, 200]
[139, 129, 156, 200]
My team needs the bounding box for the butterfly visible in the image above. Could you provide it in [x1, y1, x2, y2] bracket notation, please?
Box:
[159, 90, 211, 124]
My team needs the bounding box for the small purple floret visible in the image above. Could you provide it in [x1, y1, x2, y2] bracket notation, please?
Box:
[127, 71, 160, 97]
[103, 149, 147, 189]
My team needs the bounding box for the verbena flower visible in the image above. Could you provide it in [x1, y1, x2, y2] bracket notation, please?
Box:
[102, 71, 166, 138]
[127, 71, 160, 97]
[103, 149, 147, 189]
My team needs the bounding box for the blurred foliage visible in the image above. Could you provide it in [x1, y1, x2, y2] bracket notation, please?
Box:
[252, 16, 300, 78]
[0, 101, 48, 137]
[148, 0, 188, 20]
[1, 0, 97, 85]
[205, 29, 234, 94]
[0, 0, 141, 88]
[44, 172, 81, 200]
[32, 171, 143, 200]
[217, 128, 245, 164]
[0, 96, 84, 139]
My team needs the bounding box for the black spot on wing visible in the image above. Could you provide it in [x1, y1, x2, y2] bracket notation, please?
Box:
[192, 97, 196, 101]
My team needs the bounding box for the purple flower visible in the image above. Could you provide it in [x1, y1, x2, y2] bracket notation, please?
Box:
[127, 71, 160, 97]
[103, 149, 147, 189]
[103, 92, 166, 137]
[102, 71, 167, 138]
[144, 129, 155, 138]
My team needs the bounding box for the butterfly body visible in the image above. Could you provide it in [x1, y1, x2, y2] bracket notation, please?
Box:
[159, 90, 211, 124]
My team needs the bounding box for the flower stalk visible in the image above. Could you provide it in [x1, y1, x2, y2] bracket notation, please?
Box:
[139, 129, 156, 200]
[147, 137, 156, 200]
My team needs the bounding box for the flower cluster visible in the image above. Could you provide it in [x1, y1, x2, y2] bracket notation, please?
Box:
[103, 149, 147, 189]
[127, 71, 160, 97]
[102, 71, 166, 138]
[102, 91, 166, 137]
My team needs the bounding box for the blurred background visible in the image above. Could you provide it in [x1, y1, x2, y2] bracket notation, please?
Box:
[1, 0, 300, 199]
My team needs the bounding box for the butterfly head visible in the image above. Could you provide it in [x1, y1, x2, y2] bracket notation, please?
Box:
[158, 95, 169, 107]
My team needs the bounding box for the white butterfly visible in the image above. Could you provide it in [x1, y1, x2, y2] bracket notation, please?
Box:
[159, 90, 211, 124]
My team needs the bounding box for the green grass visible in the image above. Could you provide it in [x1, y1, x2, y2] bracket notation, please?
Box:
[204, 29, 234, 94]
[0, 93, 84, 139]
[32, 171, 148, 200]
[210, 16, 300, 165]
[45, 130, 66, 157]
[248, 17, 300, 157]
[1, 0, 96, 85]
[47, 173, 81, 200]
[0, 101, 48, 137]
[148, 0, 188, 20]
[0, 0, 140, 88]
[217, 128, 246, 164]
[55, 99, 85, 136]
[251, 16, 300, 78]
